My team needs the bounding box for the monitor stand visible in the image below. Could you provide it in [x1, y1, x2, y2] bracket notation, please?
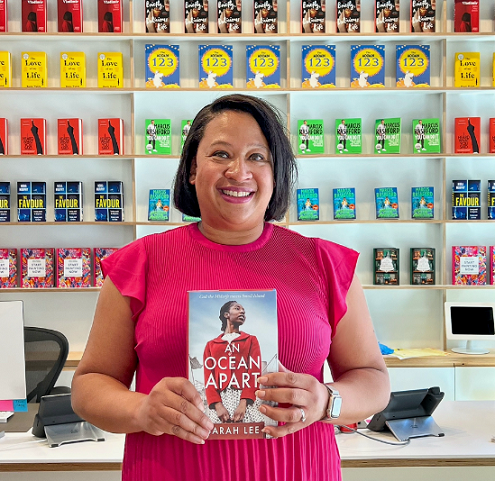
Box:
[452, 340, 489, 355]
[385, 416, 444, 442]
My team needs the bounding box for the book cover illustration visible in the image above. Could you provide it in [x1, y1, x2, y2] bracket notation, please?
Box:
[0, 181, 10, 222]
[20, 118, 45, 155]
[488, 180, 495, 220]
[411, 186, 434, 219]
[20, 248, 54, 288]
[145, 44, 180, 89]
[374, 118, 401, 154]
[199, 45, 233, 89]
[183, 213, 201, 222]
[333, 187, 356, 220]
[145, 119, 171, 154]
[0, 248, 16, 288]
[54, 181, 83, 222]
[301, 0, 325, 33]
[335, 118, 361, 154]
[246, 45, 280, 89]
[410, 248, 435, 285]
[188, 289, 278, 439]
[0, 117, 7, 154]
[94, 247, 119, 287]
[489, 118, 495, 153]
[218, 0, 241, 33]
[298, 120, 324, 155]
[337, 0, 360, 33]
[375, 0, 399, 33]
[452, 179, 480, 220]
[95, 180, 124, 222]
[181, 119, 192, 149]
[58, 118, 82, 155]
[56, 248, 91, 288]
[396, 45, 430, 87]
[454, 0, 479, 33]
[455, 117, 480, 154]
[452, 245, 486, 285]
[491, 246, 495, 285]
[98, 52, 123, 88]
[412, 118, 440, 153]
[58, 0, 83, 32]
[98, 118, 123, 155]
[17, 181, 46, 222]
[297, 188, 319, 221]
[254, 0, 277, 33]
[22, 0, 46, 32]
[21, 52, 47, 88]
[411, 0, 435, 32]
[301, 45, 336, 89]
[375, 187, 399, 219]
[350, 45, 385, 88]
[146, 0, 170, 33]
[60, 52, 86, 88]
[0, 0, 7, 32]
[373, 248, 399, 285]
[454, 52, 480, 88]
[98, 0, 123, 32]
[0, 51, 11, 87]
[148, 189, 170, 221]
[185, 0, 208, 33]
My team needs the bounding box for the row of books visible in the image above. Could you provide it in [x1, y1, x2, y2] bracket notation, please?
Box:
[0, 247, 119, 289]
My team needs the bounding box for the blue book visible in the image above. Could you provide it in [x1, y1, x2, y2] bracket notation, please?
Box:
[488, 180, 495, 220]
[301, 45, 336, 88]
[297, 188, 319, 221]
[17, 181, 46, 222]
[0, 181, 10, 222]
[54, 181, 83, 222]
[148, 189, 170, 221]
[375, 187, 399, 219]
[246, 45, 281, 89]
[333, 188, 356, 220]
[411, 187, 434, 219]
[145, 44, 180, 88]
[452, 179, 480, 220]
[198, 45, 233, 88]
[350, 45, 385, 88]
[396, 45, 430, 87]
[95, 181, 124, 222]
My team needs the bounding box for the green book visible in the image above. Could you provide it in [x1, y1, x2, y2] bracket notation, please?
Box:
[335, 118, 362, 154]
[373, 247, 400, 285]
[410, 248, 435, 285]
[181, 119, 193, 150]
[298, 120, 324, 155]
[412, 118, 441, 153]
[145, 119, 171, 155]
[374, 118, 401, 154]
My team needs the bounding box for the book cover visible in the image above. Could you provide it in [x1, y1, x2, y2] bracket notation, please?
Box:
[95, 181, 124, 222]
[54, 181, 83, 222]
[452, 245, 486, 285]
[374, 118, 401, 154]
[145, 44, 180, 89]
[21, 52, 47, 88]
[98, 52, 123, 88]
[298, 119, 324, 155]
[0, 0, 7, 32]
[454, 0, 479, 33]
[98, 0, 123, 32]
[487, 180, 495, 220]
[373, 248, 399, 285]
[20, 248, 54, 288]
[246, 45, 280, 89]
[20, 118, 46, 155]
[182, 213, 201, 222]
[491, 246, 495, 285]
[17, 181, 46, 222]
[145, 119, 171, 154]
[333, 187, 356, 220]
[410, 248, 435, 285]
[335, 118, 361, 154]
[301, 0, 325, 33]
[199, 45, 233, 89]
[56, 248, 91, 288]
[0, 51, 11, 87]
[0, 181, 10, 222]
[489, 118, 495, 153]
[185, 0, 208, 33]
[58, 118, 83, 155]
[411, 186, 434, 219]
[455, 117, 480, 154]
[188, 289, 278, 439]
[58, 0, 83, 32]
[412, 118, 440, 153]
[148, 189, 170, 221]
[375, 0, 399, 33]
[301, 45, 336, 89]
[0, 248, 17, 288]
[254, 0, 277, 33]
[146, 0, 170, 33]
[350, 45, 385, 88]
[0, 118, 7, 155]
[452, 179, 480, 220]
[410, 0, 435, 32]
[336, 0, 360, 33]
[396, 45, 430, 87]
[181, 119, 192, 149]
[297, 188, 319, 221]
[375, 187, 399, 219]
[98, 118, 123, 155]
[22, 0, 46, 32]
[454, 52, 480, 88]
[60, 52, 86, 88]
[93, 247, 119, 287]
[218, 0, 241, 33]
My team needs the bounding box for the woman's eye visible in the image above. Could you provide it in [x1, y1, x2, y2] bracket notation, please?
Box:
[250, 153, 267, 162]
[213, 151, 229, 159]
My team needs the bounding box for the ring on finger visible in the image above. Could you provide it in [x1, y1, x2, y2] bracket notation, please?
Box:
[299, 408, 306, 423]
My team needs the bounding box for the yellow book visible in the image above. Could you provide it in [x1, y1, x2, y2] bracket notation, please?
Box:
[60, 52, 86, 88]
[454, 52, 480, 88]
[97, 52, 124, 89]
[21, 52, 47, 88]
[0, 51, 11, 88]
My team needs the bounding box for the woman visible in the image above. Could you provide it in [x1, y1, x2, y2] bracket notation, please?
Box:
[72, 94, 390, 480]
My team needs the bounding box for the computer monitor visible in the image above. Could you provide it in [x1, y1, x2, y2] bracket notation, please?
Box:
[444, 302, 495, 355]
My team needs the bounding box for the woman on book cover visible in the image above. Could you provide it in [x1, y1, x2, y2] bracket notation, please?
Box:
[61, 11, 74, 32]
[102, 12, 114, 32]
[25, 12, 38, 32]
[72, 94, 390, 481]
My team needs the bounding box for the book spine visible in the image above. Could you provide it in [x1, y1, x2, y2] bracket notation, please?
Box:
[0, 0, 7, 33]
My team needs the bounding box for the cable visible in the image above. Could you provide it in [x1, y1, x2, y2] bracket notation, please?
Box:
[336, 425, 411, 446]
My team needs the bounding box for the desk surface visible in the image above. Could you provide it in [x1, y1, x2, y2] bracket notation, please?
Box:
[0, 401, 494, 471]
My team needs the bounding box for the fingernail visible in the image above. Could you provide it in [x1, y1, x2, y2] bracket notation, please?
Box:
[258, 376, 268, 384]
[259, 405, 267, 414]
[256, 390, 266, 399]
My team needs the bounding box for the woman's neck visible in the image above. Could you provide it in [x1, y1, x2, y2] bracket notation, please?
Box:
[198, 221, 264, 246]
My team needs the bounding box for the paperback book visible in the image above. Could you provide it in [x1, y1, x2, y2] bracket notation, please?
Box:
[58, 118, 83, 155]
[98, 0, 123, 33]
[20, 248, 54, 288]
[146, 0, 170, 33]
[97, 52, 123, 88]
[183, 213, 201, 222]
[396, 45, 430, 87]
[60, 52, 86, 88]
[410, 0, 435, 32]
[181, 120, 192, 149]
[17, 181, 46, 222]
[56, 248, 91, 288]
[454, 52, 480, 88]
[297, 188, 319, 221]
[0, 0, 6, 32]
[375, 187, 399, 219]
[148, 189, 170, 221]
[454, 0, 479, 33]
[489, 118, 495, 153]
[0, 248, 16, 288]
[217, 0, 242, 33]
[185, 0, 208, 33]
[246, 45, 280, 89]
[98, 118, 123, 155]
[20, 118, 46, 155]
[54, 181, 83, 222]
[301, 0, 325, 33]
[491, 246, 495, 285]
[410, 248, 435, 285]
[254, 0, 277, 33]
[145, 119, 171, 154]
[94, 247, 119, 287]
[333, 188, 356, 220]
[411, 186, 434, 219]
[58, 0, 83, 32]
[145, 44, 180, 88]
[488, 180, 495, 220]
[21, 52, 47, 88]
[375, 0, 400, 33]
[335, 118, 362, 154]
[301, 45, 336, 89]
[95, 181, 124, 222]
[452, 179, 480, 220]
[350, 45, 385, 88]
[0, 117, 7, 154]
[188, 289, 278, 439]
[0, 51, 11, 87]
[454, 117, 480, 154]
[412, 118, 440, 153]
[298, 120, 324, 155]
[199, 45, 233, 89]
[452, 245, 486, 285]
[373, 248, 399, 285]
[336, 0, 361, 33]
[0, 181, 10, 222]
[22, 0, 46, 32]
[374, 118, 401, 154]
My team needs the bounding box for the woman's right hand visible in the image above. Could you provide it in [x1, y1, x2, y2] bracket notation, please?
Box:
[136, 377, 214, 444]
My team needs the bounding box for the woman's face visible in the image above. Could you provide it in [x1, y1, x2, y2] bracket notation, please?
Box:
[190, 111, 274, 233]
[226, 303, 246, 326]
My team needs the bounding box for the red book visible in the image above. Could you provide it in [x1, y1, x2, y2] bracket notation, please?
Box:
[98, 0, 123, 33]
[490, 246, 495, 285]
[58, 0, 83, 33]
[56, 247, 91, 288]
[22, 0, 47, 33]
[0, 118, 7, 155]
[452, 245, 487, 285]
[98, 118, 123, 155]
[20, 118, 46, 155]
[454, 117, 480, 154]
[489, 118, 495, 154]
[58, 118, 83, 155]
[0, 0, 7, 32]
[0, 248, 17, 288]
[454, 0, 479, 33]
[93, 247, 119, 287]
[20, 248, 54, 288]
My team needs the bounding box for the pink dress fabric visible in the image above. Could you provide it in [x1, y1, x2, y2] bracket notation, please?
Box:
[102, 223, 359, 481]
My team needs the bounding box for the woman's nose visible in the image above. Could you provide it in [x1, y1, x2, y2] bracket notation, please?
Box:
[225, 157, 252, 181]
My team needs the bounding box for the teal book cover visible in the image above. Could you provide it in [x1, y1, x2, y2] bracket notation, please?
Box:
[374, 118, 401, 154]
[182, 213, 201, 222]
[145, 119, 171, 155]
[335, 118, 362, 154]
[148, 189, 170, 221]
[412, 118, 440, 153]
[350, 45, 385, 88]
[375, 187, 399, 219]
[199, 45, 233, 88]
[297, 188, 319, 221]
[246, 45, 280, 89]
[145, 44, 180, 88]
[333, 188, 356, 220]
[411, 187, 434, 219]
[396, 45, 430, 87]
[298, 119, 324, 155]
[301, 45, 336, 88]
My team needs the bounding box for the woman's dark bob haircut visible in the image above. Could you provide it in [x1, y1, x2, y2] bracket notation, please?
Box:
[173, 94, 297, 222]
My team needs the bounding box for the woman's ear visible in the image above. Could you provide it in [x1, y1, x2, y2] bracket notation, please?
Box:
[189, 158, 197, 184]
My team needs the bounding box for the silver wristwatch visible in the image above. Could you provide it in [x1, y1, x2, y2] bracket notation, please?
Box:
[322, 384, 342, 420]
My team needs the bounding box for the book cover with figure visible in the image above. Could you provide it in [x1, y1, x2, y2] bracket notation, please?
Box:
[181, 119, 193, 149]
[17, 181, 46, 222]
[0, 248, 17, 288]
[489, 118, 495, 153]
[0, 0, 7, 32]
[20, 118, 46, 155]
[411, 186, 434, 219]
[350, 45, 385, 88]
[488, 180, 495, 220]
[410, 248, 435, 285]
[20, 248, 54, 288]
[60, 52, 86, 88]
[188, 289, 278, 440]
[56, 248, 91, 288]
[94, 247, 119, 287]
[301, 45, 336, 89]
[297, 188, 319, 221]
[145, 44, 180, 89]
[301, 0, 325, 33]
[373, 247, 399, 285]
[454, 0, 479, 33]
[184, 0, 209, 33]
[22, 0, 47, 32]
[0, 181, 10, 222]
[410, 0, 435, 32]
[246, 45, 280, 89]
[0, 51, 11, 87]
[298, 120, 324, 155]
[98, 0, 123, 33]
[254, 0, 277, 33]
[199, 45, 233, 89]
[412, 119, 440, 153]
[336, 0, 360, 33]
[374, 0, 399, 33]
[146, 0, 170, 33]
[452, 179, 480, 220]
[148, 188, 170, 221]
[98, 118, 124, 155]
[333, 187, 356, 220]
[455, 117, 480, 154]
[217, 0, 242, 33]
[58, 118, 83, 155]
[21, 52, 47, 88]
[0, 118, 8, 155]
[335, 118, 361, 154]
[97, 52, 123, 88]
[145, 119, 171, 154]
[452, 245, 486, 285]
[58, 0, 83, 32]
[95, 180, 124, 222]
[374, 118, 401, 154]
[454, 52, 480, 88]
[396, 45, 430, 87]
[375, 187, 399, 219]
[54, 181, 83, 222]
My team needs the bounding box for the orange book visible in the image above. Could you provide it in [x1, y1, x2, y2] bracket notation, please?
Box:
[20, 118, 46, 155]
[0, 118, 7, 155]
[98, 118, 123, 155]
[454, 117, 480, 154]
[489, 118, 495, 154]
[58, 118, 83, 155]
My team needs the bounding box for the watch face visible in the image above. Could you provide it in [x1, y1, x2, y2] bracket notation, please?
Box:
[331, 396, 343, 418]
